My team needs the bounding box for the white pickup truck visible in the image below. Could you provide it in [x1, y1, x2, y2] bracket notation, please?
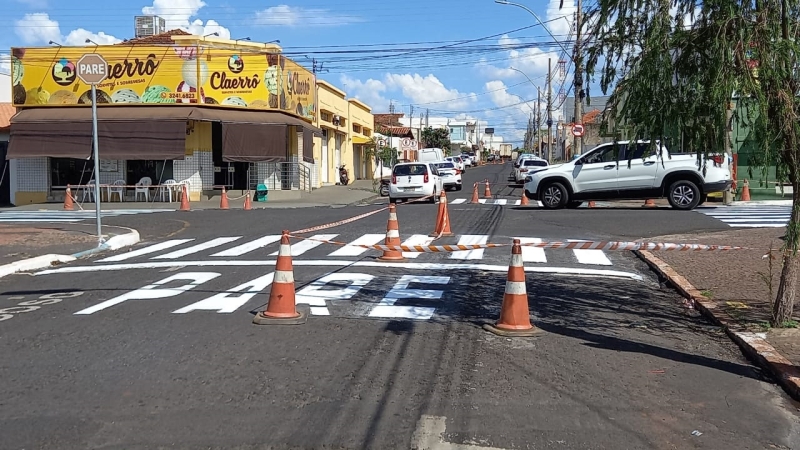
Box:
[523, 140, 732, 210]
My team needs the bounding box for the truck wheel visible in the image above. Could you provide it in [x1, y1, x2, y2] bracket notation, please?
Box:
[668, 180, 701, 210]
[541, 182, 568, 209]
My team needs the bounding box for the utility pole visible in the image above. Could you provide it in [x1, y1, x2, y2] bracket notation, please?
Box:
[547, 58, 553, 163]
[723, 102, 734, 204]
[572, 0, 584, 159]
[537, 89, 541, 158]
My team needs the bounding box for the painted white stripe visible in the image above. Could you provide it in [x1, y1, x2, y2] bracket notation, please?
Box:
[97, 239, 194, 262]
[516, 237, 546, 263]
[37, 260, 645, 280]
[401, 234, 435, 258]
[505, 281, 527, 295]
[478, 199, 487, 204]
[328, 234, 385, 256]
[387, 229, 400, 238]
[274, 270, 294, 283]
[450, 235, 488, 260]
[368, 305, 436, 320]
[718, 218, 790, 222]
[726, 224, 786, 228]
[270, 234, 337, 256]
[450, 199, 467, 204]
[573, 249, 613, 266]
[514, 200, 521, 206]
[495, 199, 508, 205]
[153, 237, 242, 259]
[310, 307, 331, 316]
[0, 219, 82, 223]
[211, 235, 281, 257]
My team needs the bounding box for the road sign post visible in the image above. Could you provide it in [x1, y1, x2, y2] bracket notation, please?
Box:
[76, 54, 108, 246]
[571, 124, 585, 137]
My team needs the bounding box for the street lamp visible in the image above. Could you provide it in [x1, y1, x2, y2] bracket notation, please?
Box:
[494, 0, 571, 56]
[204, 32, 219, 37]
[509, 66, 547, 157]
[85, 38, 99, 46]
[48, 40, 62, 46]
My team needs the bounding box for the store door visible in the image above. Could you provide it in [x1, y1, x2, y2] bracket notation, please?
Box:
[320, 130, 329, 183]
[334, 133, 342, 183]
[0, 142, 10, 206]
[212, 122, 251, 190]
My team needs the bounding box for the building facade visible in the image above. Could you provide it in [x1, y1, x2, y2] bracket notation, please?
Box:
[6, 32, 322, 205]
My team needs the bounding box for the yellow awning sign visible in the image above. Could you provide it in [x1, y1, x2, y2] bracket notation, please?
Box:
[352, 136, 372, 144]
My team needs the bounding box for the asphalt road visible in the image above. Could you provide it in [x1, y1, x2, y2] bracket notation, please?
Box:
[1, 162, 798, 449]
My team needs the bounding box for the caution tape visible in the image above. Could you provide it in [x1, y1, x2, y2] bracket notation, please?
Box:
[287, 235, 746, 253]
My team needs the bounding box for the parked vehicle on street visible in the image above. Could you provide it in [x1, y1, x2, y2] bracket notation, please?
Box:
[389, 162, 444, 204]
[523, 140, 732, 210]
[418, 148, 445, 163]
[460, 154, 473, 167]
[338, 165, 349, 185]
[379, 178, 390, 196]
[511, 154, 539, 180]
[514, 158, 549, 183]
[446, 156, 465, 172]
[434, 161, 463, 191]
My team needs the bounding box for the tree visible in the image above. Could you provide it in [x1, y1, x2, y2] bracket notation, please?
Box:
[584, 0, 800, 326]
[421, 127, 451, 153]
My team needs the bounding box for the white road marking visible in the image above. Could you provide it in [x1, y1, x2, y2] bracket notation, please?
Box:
[516, 237, 546, 263]
[478, 199, 487, 204]
[328, 234, 385, 256]
[37, 260, 643, 280]
[153, 237, 242, 259]
[295, 273, 373, 317]
[172, 272, 274, 314]
[450, 235, 488, 260]
[270, 234, 338, 256]
[368, 275, 448, 320]
[450, 199, 467, 204]
[572, 249, 613, 266]
[401, 234, 435, 258]
[494, 199, 507, 205]
[97, 239, 194, 262]
[211, 235, 281, 257]
[411, 415, 508, 450]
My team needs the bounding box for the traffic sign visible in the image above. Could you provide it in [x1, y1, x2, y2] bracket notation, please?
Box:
[76, 54, 108, 85]
[571, 124, 585, 137]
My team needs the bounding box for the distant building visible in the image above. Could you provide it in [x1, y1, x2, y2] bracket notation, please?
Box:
[134, 16, 167, 38]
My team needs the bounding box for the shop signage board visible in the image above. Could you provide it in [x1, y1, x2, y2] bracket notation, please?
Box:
[9, 45, 317, 121]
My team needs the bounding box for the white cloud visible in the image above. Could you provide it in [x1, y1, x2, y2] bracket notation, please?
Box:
[14, 13, 122, 46]
[143, 0, 231, 38]
[0, 73, 10, 103]
[254, 5, 363, 27]
[384, 73, 478, 110]
[0, 54, 11, 74]
[339, 74, 390, 110]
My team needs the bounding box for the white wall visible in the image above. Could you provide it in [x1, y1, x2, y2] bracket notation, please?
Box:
[0, 74, 10, 103]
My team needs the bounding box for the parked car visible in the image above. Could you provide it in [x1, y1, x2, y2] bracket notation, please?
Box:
[523, 140, 732, 210]
[511, 154, 538, 180]
[446, 156, 466, 172]
[418, 148, 445, 163]
[434, 161, 463, 191]
[460, 153, 473, 167]
[514, 158, 549, 183]
[389, 162, 444, 204]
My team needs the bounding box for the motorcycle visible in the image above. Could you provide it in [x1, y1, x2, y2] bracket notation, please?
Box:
[379, 178, 390, 196]
[338, 165, 350, 185]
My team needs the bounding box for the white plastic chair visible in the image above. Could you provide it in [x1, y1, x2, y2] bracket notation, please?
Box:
[159, 179, 178, 202]
[81, 180, 96, 202]
[134, 177, 152, 202]
[108, 179, 125, 202]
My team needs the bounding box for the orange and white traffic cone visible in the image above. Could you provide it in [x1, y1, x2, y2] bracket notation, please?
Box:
[741, 179, 751, 201]
[429, 190, 454, 237]
[471, 183, 480, 203]
[483, 238, 542, 337]
[179, 184, 190, 211]
[588, 201, 596, 208]
[64, 184, 74, 211]
[253, 230, 308, 325]
[519, 189, 529, 206]
[378, 203, 406, 261]
[219, 186, 229, 210]
[484, 181, 492, 199]
[244, 190, 253, 210]
[643, 199, 657, 208]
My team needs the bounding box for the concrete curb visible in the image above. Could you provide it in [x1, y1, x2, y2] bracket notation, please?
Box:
[636, 250, 800, 401]
[0, 228, 141, 279]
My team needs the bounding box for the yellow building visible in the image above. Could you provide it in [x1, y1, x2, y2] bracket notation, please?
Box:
[313, 80, 374, 186]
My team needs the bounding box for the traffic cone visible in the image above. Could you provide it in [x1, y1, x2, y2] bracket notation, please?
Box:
[64, 184, 74, 211]
[519, 189, 529, 206]
[253, 230, 307, 325]
[471, 183, 480, 203]
[741, 179, 751, 201]
[588, 200, 596, 208]
[484, 181, 492, 198]
[643, 199, 657, 208]
[377, 203, 406, 261]
[483, 239, 542, 337]
[430, 190, 454, 237]
[219, 186, 229, 209]
[179, 184, 190, 211]
[244, 190, 253, 210]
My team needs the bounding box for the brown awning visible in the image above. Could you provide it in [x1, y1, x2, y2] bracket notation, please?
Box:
[8, 107, 189, 160]
[222, 123, 287, 162]
[188, 107, 321, 134]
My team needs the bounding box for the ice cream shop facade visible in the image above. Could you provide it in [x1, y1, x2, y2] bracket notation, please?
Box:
[6, 33, 319, 205]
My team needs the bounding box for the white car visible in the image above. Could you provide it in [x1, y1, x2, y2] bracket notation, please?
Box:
[460, 154, 473, 167]
[434, 161, 463, 191]
[446, 156, 466, 172]
[523, 140, 732, 210]
[389, 162, 445, 204]
[511, 153, 538, 179]
[515, 158, 549, 183]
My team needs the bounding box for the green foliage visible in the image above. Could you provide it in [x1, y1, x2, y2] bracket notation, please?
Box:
[421, 127, 451, 151]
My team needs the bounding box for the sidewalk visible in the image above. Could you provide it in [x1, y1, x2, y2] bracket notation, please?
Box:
[637, 227, 800, 400]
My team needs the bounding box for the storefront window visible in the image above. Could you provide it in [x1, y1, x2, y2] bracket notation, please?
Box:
[127, 160, 174, 185]
[50, 158, 95, 188]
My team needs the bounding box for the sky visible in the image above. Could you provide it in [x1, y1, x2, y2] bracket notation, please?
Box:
[1, 0, 605, 144]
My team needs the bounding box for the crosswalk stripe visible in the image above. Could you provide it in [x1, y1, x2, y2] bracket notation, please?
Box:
[270, 234, 337, 256]
[495, 199, 508, 205]
[211, 235, 281, 257]
[516, 237, 546, 263]
[573, 249, 613, 266]
[450, 199, 467, 204]
[328, 234, 385, 256]
[401, 234, 435, 258]
[450, 235, 488, 260]
[153, 237, 242, 259]
[97, 239, 194, 262]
